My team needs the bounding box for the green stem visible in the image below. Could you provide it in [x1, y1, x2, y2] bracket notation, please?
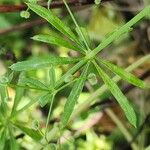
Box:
[88, 6, 150, 58]
[10, 60, 87, 119]
[55, 59, 87, 88]
[63, 0, 90, 51]
[9, 83, 50, 92]
[105, 108, 138, 150]
[45, 94, 55, 136]
[47, 0, 52, 9]
[84, 75, 138, 150]
[70, 54, 150, 121]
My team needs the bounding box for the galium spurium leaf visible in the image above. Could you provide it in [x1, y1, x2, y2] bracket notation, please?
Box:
[0, 130, 6, 150]
[11, 73, 25, 116]
[99, 59, 149, 88]
[19, 77, 48, 90]
[32, 34, 83, 52]
[9, 128, 19, 150]
[39, 92, 54, 107]
[94, 62, 137, 127]
[49, 65, 56, 87]
[75, 27, 92, 49]
[11, 87, 24, 116]
[55, 59, 87, 88]
[26, 3, 79, 45]
[14, 123, 42, 141]
[61, 63, 89, 127]
[90, 6, 150, 57]
[10, 56, 81, 71]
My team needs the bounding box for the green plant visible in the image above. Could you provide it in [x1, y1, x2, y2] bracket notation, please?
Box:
[0, 0, 150, 149]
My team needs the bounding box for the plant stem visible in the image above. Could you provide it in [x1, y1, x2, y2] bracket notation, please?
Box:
[43, 54, 150, 144]
[47, 0, 52, 9]
[105, 108, 138, 150]
[85, 77, 138, 150]
[63, 0, 91, 51]
[10, 60, 87, 119]
[55, 59, 87, 88]
[0, 0, 98, 13]
[88, 5, 150, 58]
[45, 94, 55, 136]
[70, 54, 150, 121]
[8, 83, 50, 92]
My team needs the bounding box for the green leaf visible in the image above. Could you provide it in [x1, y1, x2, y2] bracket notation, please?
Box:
[39, 92, 53, 107]
[62, 0, 89, 51]
[19, 77, 48, 90]
[11, 73, 25, 116]
[0, 129, 6, 150]
[9, 128, 19, 150]
[75, 27, 92, 49]
[61, 63, 89, 127]
[95, 0, 101, 5]
[55, 59, 87, 88]
[14, 123, 42, 141]
[27, 3, 78, 44]
[94, 61, 137, 127]
[100, 59, 149, 88]
[49, 65, 56, 87]
[10, 56, 81, 71]
[89, 5, 150, 57]
[0, 85, 9, 116]
[32, 34, 83, 52]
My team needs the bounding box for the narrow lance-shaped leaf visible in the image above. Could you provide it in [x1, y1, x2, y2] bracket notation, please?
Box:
[49, 65, 56, 87]
[39, 92, 54, 107]
[0, 84, 9, 116]
[0, 129, 6, 150]
[11, 73, 25, 116]
[90, 6, 150, 57]
[75, 27, 92, 49]
[27, 3, 80, 45]
[61, 63, 90, 127]
[55, 59, 87, 88]
[32, 34, 83, 53]
[10, 56, 81, 71]
[94, 61, 137, 127]
[99, 58, 149, 88]
[13, 123, 42, 141]
[9, 127, 19, 150]
[19, 77, 48, 90]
